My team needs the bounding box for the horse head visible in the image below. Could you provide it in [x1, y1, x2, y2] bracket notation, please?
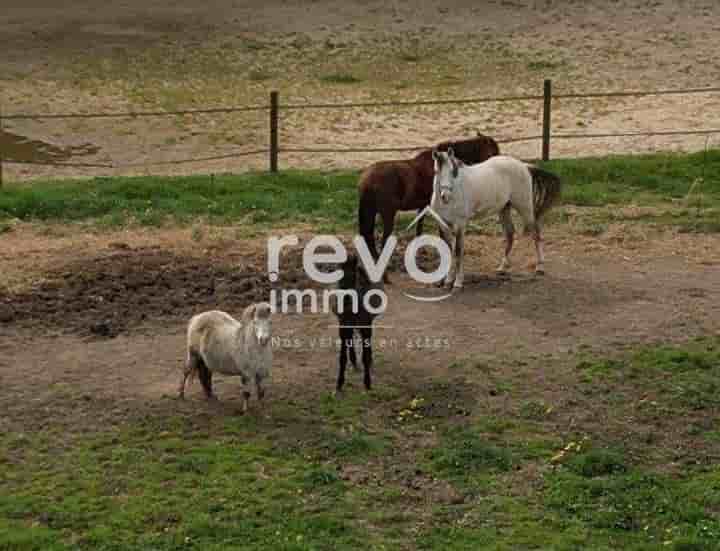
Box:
[433, 149, 463, 205]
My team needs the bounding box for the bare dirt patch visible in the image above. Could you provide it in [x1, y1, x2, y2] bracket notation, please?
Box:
[2, 224, 719, 406]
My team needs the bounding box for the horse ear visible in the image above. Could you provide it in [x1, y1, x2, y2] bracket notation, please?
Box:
[447, 146, 455, 159]
[242, 303, 257, 324]
[431, 148, 439, 161]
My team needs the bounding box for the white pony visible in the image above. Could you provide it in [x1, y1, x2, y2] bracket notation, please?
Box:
[411, 149, 561, 289]
[181, 303, 273, 412]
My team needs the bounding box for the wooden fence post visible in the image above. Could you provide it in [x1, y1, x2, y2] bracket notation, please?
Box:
[542, 79, 552, 162]
[269, 91, 279, 172]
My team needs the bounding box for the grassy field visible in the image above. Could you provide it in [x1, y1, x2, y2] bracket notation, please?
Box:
[2, 339, 719, 550]
[1, 150, 719, 234]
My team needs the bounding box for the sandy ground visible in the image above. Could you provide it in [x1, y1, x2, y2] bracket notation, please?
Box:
[1, 1, 720, 180]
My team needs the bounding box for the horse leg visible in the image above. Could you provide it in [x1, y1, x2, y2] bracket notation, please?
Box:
[255, 372, 265, 405]
[379, 208, 396, 284]
[198, 362, 216, 401]
[516, 202, 544, 275]
[336, 326, 353, 395]
[415, 207, 425, 238]
[348, 331, 358, 371]
[453, 229, 466, 289]
[178, 352, 198, 399]
[359, 194, 378, 259]
[439, 226, 455, 287]
[497, 204, 515, 275]
[360, 326, 373, 391]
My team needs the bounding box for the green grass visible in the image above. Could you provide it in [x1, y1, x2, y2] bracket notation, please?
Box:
[0, 427, 371, 551]
[577, 337, 720, 410]
[0, 171, 358, 230]
[2, 150, 720, 232]
[545, 459, 720, 548]
[2, 338, 719, 549]
[428, 427, 515, 480]
[543, 149, 720, 207]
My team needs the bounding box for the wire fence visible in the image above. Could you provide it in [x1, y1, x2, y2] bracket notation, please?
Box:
[1, 81, 720, 186]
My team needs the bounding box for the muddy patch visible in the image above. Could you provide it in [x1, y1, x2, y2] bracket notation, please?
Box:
[0, 238, 445, 338]
[0, 129, 99, 164]
[0, 246, 313, 338]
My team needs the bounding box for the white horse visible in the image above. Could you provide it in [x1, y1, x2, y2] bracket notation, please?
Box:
[410, 149, 561, 289]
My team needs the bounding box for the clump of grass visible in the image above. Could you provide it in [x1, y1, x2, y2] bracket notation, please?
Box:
[429, 427, 514, 478]
[320, 73, 362, 84]
[678, 219, 720, 233]
[304, 467, 341, 487]
[577, 221, 608, 236]
[321, 430, 388, 459]
[519, 400, 550, 421]
[190, 224, 204, 242]
[527, 59, 565, 71]
[247, 69, 273, 81]
[241, 39, 266, 52]
[564, 448, 628, 478]
[398, 52, 421, 63]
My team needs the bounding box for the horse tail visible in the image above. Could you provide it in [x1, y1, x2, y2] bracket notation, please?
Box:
[529, 166, 561, 222]
[358, 176, 378, 256]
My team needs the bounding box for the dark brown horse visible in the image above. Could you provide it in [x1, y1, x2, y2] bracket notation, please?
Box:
[358, 133, 500, 263]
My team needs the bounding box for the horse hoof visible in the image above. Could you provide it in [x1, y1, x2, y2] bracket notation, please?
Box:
[535, 268, 546, 276]
[334, 390, 344, 399]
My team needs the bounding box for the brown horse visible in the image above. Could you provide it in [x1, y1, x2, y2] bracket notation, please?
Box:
[358, 134, 500, 265]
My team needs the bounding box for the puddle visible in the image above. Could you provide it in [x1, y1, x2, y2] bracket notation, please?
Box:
[0, 129, 100, 163]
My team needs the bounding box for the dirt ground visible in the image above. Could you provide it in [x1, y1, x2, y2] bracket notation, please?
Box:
[2, 1, 720, 180]
[1, 223, 719, 447]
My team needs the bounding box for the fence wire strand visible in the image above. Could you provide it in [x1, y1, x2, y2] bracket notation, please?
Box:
[3, 105, 268, 121]
[117, 150, 268, 168]
[280, 135, 543, 154]
[4, 150, 267, 169]
[4, 159, 114, 168]
[553, 129, 720, 139]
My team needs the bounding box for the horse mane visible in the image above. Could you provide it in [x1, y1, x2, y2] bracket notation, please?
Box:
[414, 134, 500, 166]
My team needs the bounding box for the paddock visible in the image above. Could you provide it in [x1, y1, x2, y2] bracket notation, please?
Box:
[2, 1, 720, 547]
